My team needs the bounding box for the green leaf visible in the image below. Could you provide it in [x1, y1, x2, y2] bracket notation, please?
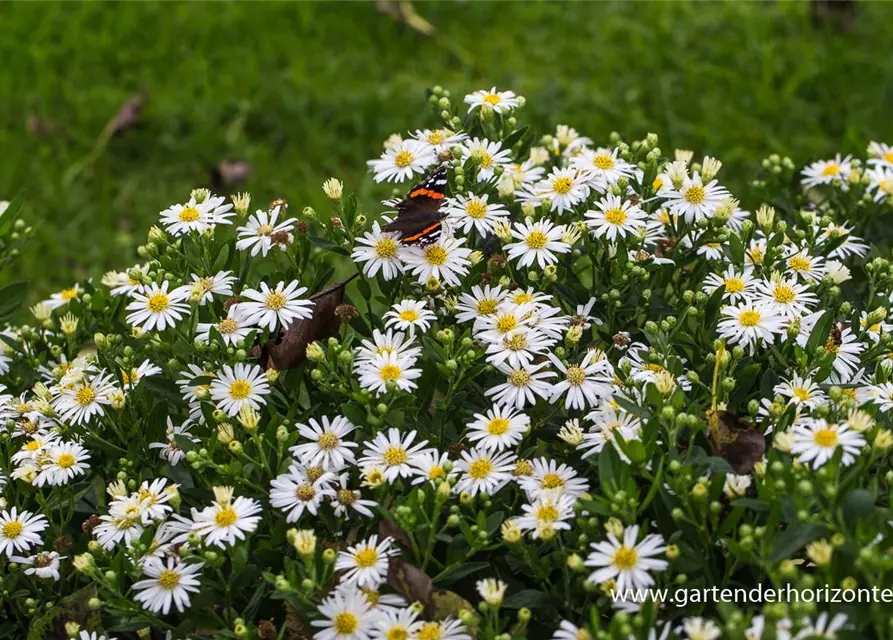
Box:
[805, 310, 834, 356]
[502, 589, 553, 609]
[0, 281, 28, 323]
[770, 523, 825, 562]
[728, 232, 745, 264]
[433, 562, 490, 586]
[502, 125, 530, 150]
[731, 498, 770, 511]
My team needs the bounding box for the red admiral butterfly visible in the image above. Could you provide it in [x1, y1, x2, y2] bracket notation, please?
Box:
[383, 165, 449, 246]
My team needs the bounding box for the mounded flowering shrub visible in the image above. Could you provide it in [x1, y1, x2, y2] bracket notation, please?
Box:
[1, 87, 893, 640]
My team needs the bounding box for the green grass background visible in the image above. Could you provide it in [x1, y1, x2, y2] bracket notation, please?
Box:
[2, 1, 892, 295]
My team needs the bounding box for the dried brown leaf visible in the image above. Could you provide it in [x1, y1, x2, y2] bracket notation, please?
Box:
[708, 409, 766, 474]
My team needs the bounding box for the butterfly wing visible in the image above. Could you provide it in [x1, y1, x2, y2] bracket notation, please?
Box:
[383, 165, 449, 245]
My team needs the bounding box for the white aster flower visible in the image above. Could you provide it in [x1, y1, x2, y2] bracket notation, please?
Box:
[335, 535, 397, 588]
[790, 418, 865, 469]
[585, 525, 667, 591]
[235, 206, 297, 257]
[585, 194, 647, 241]
[125, 281, 190, 332]
[209, 363, 271, 417]
[132, 557, 204, 614]
[454, 447, 516, 497]
[355, 351, 422, 396]
[444, 193, 509, 237]
[383, 299, 436, 336]
[801, 154, 852, 190]
[235, 280, 314, 332]
[0, 508, 48, 557]
[505, 219, 570, 269]
[549, 350, 614, 411]
[34, 441, 90, 487]
[159, 194, 233, 236]
[191, 489, 262, 548]
[196, 305, 254, 346]
[11, 551, 62, 580]
[466, 404, 530, 452]
[399, 235, 472, 287]
[352, 222, 404, 280]
[535, 167, 590, 214]
[312, 585, 377, 640]
[463, 138, 512, 181]
[368, 138, 436, 183]
[717, 302, 784, 355]
[359, 429, 429, 483]
[270, 464, 336, 522]
[291, 415, 358, 470]
[464, 87, 519, 114]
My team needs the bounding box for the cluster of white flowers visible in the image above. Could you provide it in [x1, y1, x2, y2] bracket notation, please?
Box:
[1, 87, 892, 640]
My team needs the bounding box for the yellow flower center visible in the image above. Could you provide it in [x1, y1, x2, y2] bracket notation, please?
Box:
[60, 287, 79, 301]
[383, 446, 408, 466]
[496, 315, 517, 334]
[613, 545, 638, 570]
[257, 224, 274, 237]
[542, 473, 565, 489]
[482, 93, 502, 105]
[317, 432, 339, 450]
[2, 521, 23, 539]
[57, 452, 76, 468]
[821, 163, 840, 176]
[336, 489, 356, 505]
[157, 569, 181, 590]
[179, 206, 200, 222]
[487, 418, 510, 435]
[537, 503, 560, 522]
[307, 466, 325, 482]
[514, 459, 533, 476]
[480, 153, 494, 169]
[333, 612, 359, 634]
[427, 131, 445, 145]
[394, 151, 414, 168]
[526, 230, 548, 250]
[295, 484, 316, 501]
[229, 380, 252, 400]
[375, 238, 398, 259]
[884, 152, 893, 163]
[566, 365, 586, 386]
[215, 507, 238, 527]
[387, 627, 409, 640]
[514, 292, 533, 304]
[197, 277, 215, 293]
[265, 291, 287, 311]
[424, 245, 448, 266]
[399, 309, 419, 322]
[789, 256, 811, 272]
[509, 369, 531, 387]
[75, 386, 96, 406]
[652, 177, 664, 191]
[773, 284, 796, 304]
[593, 153, 615, 170]
[824, 336, 840, 355]
[469, 459, 492, 479]
[604, 208, 627, 225]
[147, 293, 169, 313]
[503, 333, 528, 351]
[465, 200, 488, 219]
[684, 185, 706, 204]
[416, 623, 442, 640]
[644, 363, 664, 373]
[379, 364, 402, 381]
[428, 466, 446, 480]
[218, 318, 238, 334]
[813, 429, 838, 447]
[739, 310, 761, 327]
[354, 547, 379, 568]
[552, 177, 573, 195]
[476, 299, 498, 315]
[725, 278, 744, 293]
[793, 387, 810, 401]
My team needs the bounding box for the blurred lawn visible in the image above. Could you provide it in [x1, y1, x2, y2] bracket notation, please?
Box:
[1, 1, 893, 295]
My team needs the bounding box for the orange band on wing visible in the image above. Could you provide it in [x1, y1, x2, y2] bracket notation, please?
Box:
[409, 188, 445, 199]
[403, 222, 442, 242]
